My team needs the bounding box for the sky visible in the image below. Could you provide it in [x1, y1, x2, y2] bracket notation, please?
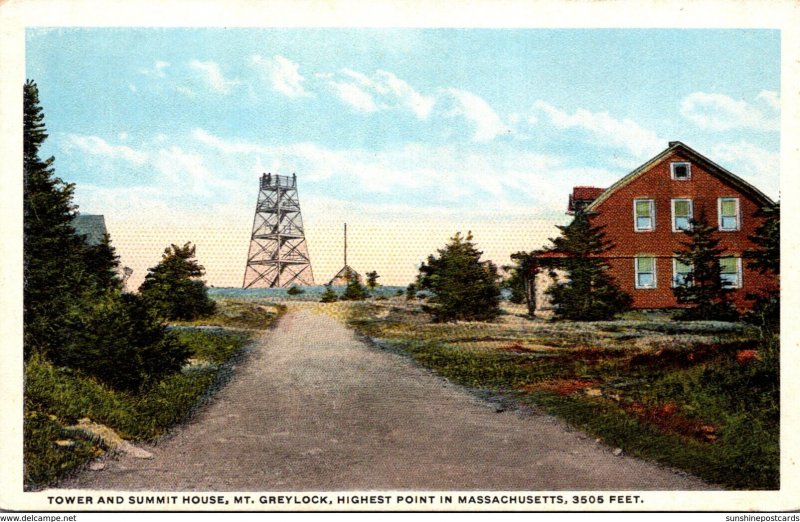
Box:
[25, 28, 781, 288]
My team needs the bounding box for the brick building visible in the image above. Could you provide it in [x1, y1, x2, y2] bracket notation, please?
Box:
[537, 141, 777, 311]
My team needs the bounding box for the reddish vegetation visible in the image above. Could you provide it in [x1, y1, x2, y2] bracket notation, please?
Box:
[628, 341, 757, 369]
[736, 350, 759, 365]
[621, 401, 717, 443]
[520, 379, 600, 396]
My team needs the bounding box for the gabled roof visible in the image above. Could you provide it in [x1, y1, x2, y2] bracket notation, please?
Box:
[585, 141, 775, 212]
[327, 265, 360, 286]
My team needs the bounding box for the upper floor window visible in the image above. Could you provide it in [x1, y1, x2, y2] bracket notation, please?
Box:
[718, 198, 740, 231]
[634, 199, 655, 231]
[720, 257, 742, 288]
[672, 199, 693, 232]
[635, 256, 657, 289]
[671, 162, 692, 180]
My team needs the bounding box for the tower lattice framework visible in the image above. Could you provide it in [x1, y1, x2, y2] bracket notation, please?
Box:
[243, 173, 314, 288]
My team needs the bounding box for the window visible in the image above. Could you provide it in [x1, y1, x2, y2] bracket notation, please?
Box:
[635, 257, 657, 289]
[671, 162, 692, 180]
[634, 199, 655, 231]
[720, 257, 742, 288]
[718, 198, 740, 231]
[672, 199, 693, 232]
[672, 258, 692, 287]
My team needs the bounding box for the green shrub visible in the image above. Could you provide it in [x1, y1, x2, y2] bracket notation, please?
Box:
[139, 242, 216, 321]
[417, 232, 501, 322]
[286, 285, 305, 296]
[55, 293, 189, 392]
[341, 274, 369, 301]
[320, 285, 338, 303]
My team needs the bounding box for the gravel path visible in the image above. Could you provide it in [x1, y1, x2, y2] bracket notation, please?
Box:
[59, 307, 712, 491]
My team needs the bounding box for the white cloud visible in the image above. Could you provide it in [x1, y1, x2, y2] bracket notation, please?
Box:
[327, 68, 434, 119]
[251, 54, 312, 98]
[376, 71, 434, 119]
[176, 85, 195, 98]
[62, 134, 148, 165]
[139, 60, 170, 78]
[328, 81, 378, 113]
[189, 129, 598, 215]
[533, 101, 663, 157]
[444, 88, 508, 142]
[679, 92, 779, 132]
[155, 146, 221, 198]
[711, 141, 779, 199]
[757, 90, 780, 110]
[189, 60, 238, 94]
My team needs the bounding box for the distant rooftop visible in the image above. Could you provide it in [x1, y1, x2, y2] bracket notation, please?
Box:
[568, 186, 606, 214]
[72, 214, 108, 246]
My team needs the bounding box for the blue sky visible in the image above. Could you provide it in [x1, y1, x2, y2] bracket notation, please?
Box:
[26, 28, 781, 287]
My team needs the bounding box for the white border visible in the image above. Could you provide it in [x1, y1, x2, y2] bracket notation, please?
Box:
[1, 0, 799, 514]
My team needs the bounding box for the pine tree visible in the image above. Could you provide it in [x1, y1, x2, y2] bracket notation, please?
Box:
[341, 270, 368, 301]
[139, 242, 216, 320]
[319, 285, 338, 303]
[82, 233, 123, 291]
[504, 251, 537, 315]
[365, 271, 380, 290]
[744, 202, 780, 329]
[672, 212, 738, 321]
[545, 211, 631, 320]
[746, 202, 779, 276]
[23, 80, 88, 357]
[417, 232, 501, 322]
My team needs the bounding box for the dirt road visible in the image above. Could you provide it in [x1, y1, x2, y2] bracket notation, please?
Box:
[60, 307, 711, 491]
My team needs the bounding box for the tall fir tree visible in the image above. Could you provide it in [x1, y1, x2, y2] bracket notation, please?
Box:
[743, 202, 780, 329]
[544, 211, 631, 320]
[417, 232, 501, 322]
[504, 251, 538, 315]
[746, 202, 779, 276]
[672, 212, 738, 321]
[23, 80, 88, 357]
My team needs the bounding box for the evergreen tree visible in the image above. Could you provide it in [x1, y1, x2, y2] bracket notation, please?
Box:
[319, 285, 338, 303]
[341, 270, 368, 301]
[82, 233, 123, 291]
[365, 271, 380, 290]
[746, 202, 779, 276]
[23, 79, 190, 390]
[58, 293, 188, 391]
[23, 80, 88, 357]
[417, 232, 501, 322]
[405, 283, 417, 301]
[744, 202, 780, 329]
[673, 212, 738, 321]
[139, 242, 216, 320]
[545, 211, 631, 320]
[504, 251, 537, 315]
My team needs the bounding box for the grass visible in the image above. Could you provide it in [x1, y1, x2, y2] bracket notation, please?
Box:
[347, 298, 779, 490]
[23, 299, 281, 490]
[170, 299, 285, 329]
